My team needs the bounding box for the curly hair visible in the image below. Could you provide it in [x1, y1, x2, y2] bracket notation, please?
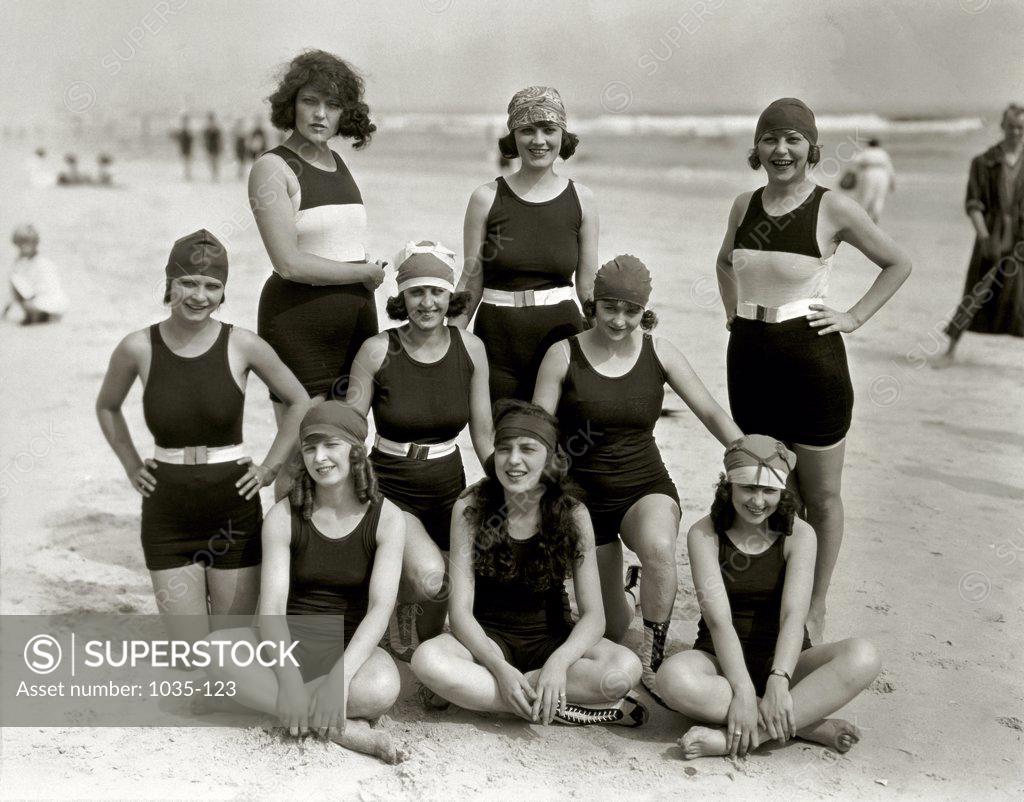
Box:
[709, 474, 796, 537]
[463, 400, 582, 590]
[268, 50, 376, 148]
[498, 130, 580, 161]
[748, 143, 821, 170]
[582, 298, 658, 331]
[288, 442, 380, 520]
[385, 290, 470, 321]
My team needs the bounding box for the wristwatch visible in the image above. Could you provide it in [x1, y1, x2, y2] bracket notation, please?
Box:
[769, 668, 791, 683]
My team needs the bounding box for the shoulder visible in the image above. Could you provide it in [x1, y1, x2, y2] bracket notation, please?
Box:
[572, 181, 595, 203]
[263, 498, 293, 540]
[459, 328, 488, 360]
[651, 334, 683, 364]
[820, 187, 869, 223]
[249, 151, 292, 184]
[457, 479, 486, 504]
[357, 330, 393, 362]
[687, 514, 718, 543]
[116, 327, 151, 361]
[468, 181, 499, 207]
[732, 190, 756, 215]
[378, 497, 405, 533]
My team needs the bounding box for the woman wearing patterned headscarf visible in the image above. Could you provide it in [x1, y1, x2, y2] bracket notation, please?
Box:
[714, 98, 912, 642]
[450, 86, 598, 402]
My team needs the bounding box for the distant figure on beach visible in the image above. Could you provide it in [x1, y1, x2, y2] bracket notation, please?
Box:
[451, 85, 597, 403]
[716, 98, 912, 643]
[26, 147, 53, 188]
[56, 153, 83, 185]
[847, 138, 895, 223]
[172, 114, 193, 180]
[232, 118, 248, 178]
[934, 103, 1024, 367]
[251, 49, 385, 497]
[96, 153, 114, 186]
[202, 112, 223, 182]
[3, 224, 67, 325]
[657, 436, 881, 760]
[95, 229, 309, 645]
[248, 119, 267, 161]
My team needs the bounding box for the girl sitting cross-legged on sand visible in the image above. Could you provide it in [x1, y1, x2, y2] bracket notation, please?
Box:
[411, 400, 648, 728]
[656, 435, 881, 759]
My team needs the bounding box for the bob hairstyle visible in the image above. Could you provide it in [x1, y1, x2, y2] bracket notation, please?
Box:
[709, 473, 797, 537]
[498, 129, 580, 161]
[462, 399, 582, 590]
[163, 277, 226, 307]
[268, 49, 376, 148]
[748, 136, 822, 170]
[288, 440, 380, 520]
[385, 289, 471, 321]
[583, 298, 658, 331]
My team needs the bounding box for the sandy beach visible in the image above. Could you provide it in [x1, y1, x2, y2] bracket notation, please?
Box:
[1, 126, 1022, 799]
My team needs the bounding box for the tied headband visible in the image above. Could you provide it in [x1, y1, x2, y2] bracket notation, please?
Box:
[393, 240, 457, 294]
[724, 435, 796, 490]
[299, 401, 368, 447]
[506, 85, 567, 131]
[495, 413, 557, 453]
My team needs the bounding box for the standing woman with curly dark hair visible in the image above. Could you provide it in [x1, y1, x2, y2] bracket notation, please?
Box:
[657, 436, 880, 760]
[450, 86, 598, 403]
[411, 401, 646, 727]
[205, 402, 407, 763]
[715, 98, 911, 642]
[346, 241, 493, 657]
[251, 50, 387, 492]
[534, 255, 743, 704]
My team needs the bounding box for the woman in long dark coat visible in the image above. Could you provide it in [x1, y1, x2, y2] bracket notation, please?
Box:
[936, 104, 1024, 366]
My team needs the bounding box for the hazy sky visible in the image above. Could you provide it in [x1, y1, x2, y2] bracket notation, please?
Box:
[4, 0, 1021, 121]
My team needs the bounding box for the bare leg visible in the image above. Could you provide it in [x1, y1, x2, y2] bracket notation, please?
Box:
[393, 514, 447, 657]
[205, 629, 406, 763]
[206, 565, 260, 631]
[792, 442, 846, 643]
[594, 541, 632, 642]
[150, 563, 210, 644]
[657, 639, 881, 759]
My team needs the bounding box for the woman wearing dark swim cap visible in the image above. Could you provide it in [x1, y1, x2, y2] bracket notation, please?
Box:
[534, 255, 742, 704]
[96, 230, 309, 643]
[450, 86, 598, 403]
[657, 436, 880, 760]
[715, 98, 912, 642]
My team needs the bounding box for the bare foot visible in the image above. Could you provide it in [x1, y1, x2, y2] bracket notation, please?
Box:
[930, 352, 956, 370]
[677, 726, 729, 759]
[806, 605, 826, 645]
[798, 718, 861, 753]
[329, 719, 408, 764]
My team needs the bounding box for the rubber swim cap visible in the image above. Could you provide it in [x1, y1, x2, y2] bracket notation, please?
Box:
[724, 435, 796, 490]
[300, 401, 368, 447]
[754, 98, 818, 146]
[393, 240, 456, 294]
[507, 86, 567, 131]
[165, 229, 228, 283]
[593, 255, 653, 307]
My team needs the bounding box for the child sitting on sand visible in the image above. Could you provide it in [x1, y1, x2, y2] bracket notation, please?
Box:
[656, 435, 881, 759]
[3, 225, 67, 325]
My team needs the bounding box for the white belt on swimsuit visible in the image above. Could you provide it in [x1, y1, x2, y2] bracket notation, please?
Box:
[481, 286, 575, 308]
[736, 298, 817, 324]
[373, 434, 457, 461]
[154, 444, 247, 465]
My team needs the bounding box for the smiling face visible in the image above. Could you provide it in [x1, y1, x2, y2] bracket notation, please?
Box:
[168, 275, 224, 320]
[294, 84, 343, 143]
[756, 129, 811, 181]
[514, 123, 562, 168]
[403, 286, 450, 331]
[593, 298, 644, 341]
[300, 435, 353, 487]
[730, 482, 783, 525]
[494, 435, 548, 493]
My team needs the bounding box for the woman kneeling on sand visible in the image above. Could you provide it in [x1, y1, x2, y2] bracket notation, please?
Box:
[205, 402, 407, 763]
[411, 400, 647, 727]
[657, 435, 880, 759]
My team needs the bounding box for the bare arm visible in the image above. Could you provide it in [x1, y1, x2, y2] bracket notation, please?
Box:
[655, 337, 743, 446]
[462, 332, 494, 467]
[344, 333, 389, 415]
[688, 518, 755, 694]
[574, 182, 599, 305]
[773, 521, 817, 677]
[95, 332, 148, 482]
[817, 192, 912, 332]
[531, 341, 569, 415]
[335, 501, 405, 680]
[547, 505, 604, 665]
[715, 193, 751, 327]
[248, 155, 383, 287]
[257, 501, 305, 686]
[450, 183, 496, 329]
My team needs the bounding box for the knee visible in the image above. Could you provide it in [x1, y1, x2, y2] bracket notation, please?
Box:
[655, 654, 704, 711]
[610, 647, 642, 688]
[803, 485, 843, 513]
[356, 652, 401, 714]
[410, 636, 448, 684]
[838, 638, 881, 688]
[633, 530, 677, 567]
[406, 559, 447, 603]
